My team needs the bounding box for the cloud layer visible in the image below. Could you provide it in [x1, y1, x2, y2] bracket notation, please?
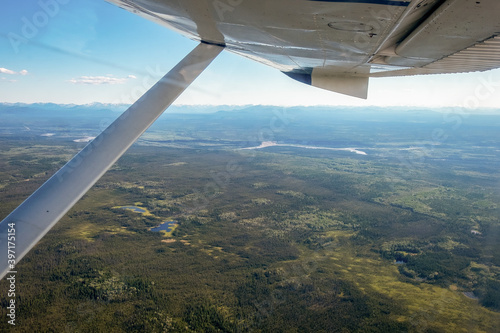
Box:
[68, 75, 136, 85]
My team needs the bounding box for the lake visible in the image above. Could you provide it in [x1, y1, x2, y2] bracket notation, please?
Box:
[151, 221, 178, 232]
[119, 206, 147, 213]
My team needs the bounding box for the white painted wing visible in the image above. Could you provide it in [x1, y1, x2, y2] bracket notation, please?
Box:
[107, 0, 500, 98]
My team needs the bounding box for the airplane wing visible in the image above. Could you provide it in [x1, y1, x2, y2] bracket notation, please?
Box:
[1, 0, 499, 279]
[107, 0, 500, 98]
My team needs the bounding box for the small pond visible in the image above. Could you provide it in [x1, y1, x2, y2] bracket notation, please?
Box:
[119, 206, 147, 213]
[151, 221, 178, 233]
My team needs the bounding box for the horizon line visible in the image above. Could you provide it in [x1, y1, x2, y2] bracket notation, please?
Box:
[1, 102, 499, 111]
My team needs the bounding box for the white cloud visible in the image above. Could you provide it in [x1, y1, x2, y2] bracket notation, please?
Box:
[68, 75, 135, 85]
[0, 77, 17, 83]
[128, 75, 137, 79]
[0, 67, 28, 75]
[0, 68, 16, 75]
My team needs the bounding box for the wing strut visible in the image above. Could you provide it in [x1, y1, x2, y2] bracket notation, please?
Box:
[0, 42, 223, 279]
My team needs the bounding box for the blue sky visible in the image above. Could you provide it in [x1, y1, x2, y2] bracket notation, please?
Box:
[1, 0, 500, 108]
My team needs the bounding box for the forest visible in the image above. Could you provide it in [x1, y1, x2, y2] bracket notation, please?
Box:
[0, 104, 499, 332]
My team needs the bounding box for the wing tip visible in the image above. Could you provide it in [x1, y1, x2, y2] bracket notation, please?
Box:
[284, 69, 369, 99]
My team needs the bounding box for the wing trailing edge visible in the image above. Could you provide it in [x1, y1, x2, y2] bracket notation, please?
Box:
[370, 34, 500, 78]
